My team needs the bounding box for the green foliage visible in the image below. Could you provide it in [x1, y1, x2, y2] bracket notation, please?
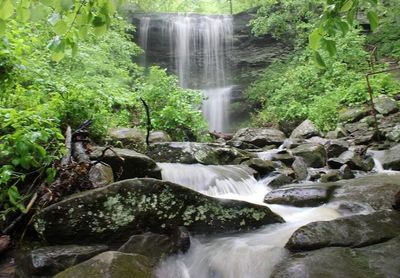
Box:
[247, 30, 400, 131]
[0, 108, 64, 218]
[137, 67, 209, 141]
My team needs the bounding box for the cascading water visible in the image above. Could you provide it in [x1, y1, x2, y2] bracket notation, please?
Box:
[138, 14, 234, 132]
[156, 162, 344, 278]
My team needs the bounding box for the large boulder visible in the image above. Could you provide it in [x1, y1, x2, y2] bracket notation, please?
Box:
[387, 124, 400, 142]
[16, 245, 108, 277]
[147, 142, 251, 165]
[290, 144, 327, 168]
[242, 158, 276, 176]
[286, 210, 400, 252]
[33, 179, 284, 244]
[374, 95, 398, 115]
[380, 144, 400, 170]
[148, 131, 171, 144]
[291, 157, 308, 181]
[54, 251, 154, 278]
[106, 128, 146, 153]
[230, 128, 286, 148]
[339, 107, 368, 123]
[264, 184, 336, 207]
[89, 163, 114, 187]
[290, 120, 320, 139]
[271, 237, 400, 278]
[90, 147, 161, 180]
[325, 140, 349, 158]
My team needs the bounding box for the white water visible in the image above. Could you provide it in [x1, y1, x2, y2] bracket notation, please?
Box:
[138, 15, 234, 132]
[156, 163, 343, 277]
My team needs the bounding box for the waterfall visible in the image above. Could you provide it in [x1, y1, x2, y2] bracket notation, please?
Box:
[138, 14, 234, 132]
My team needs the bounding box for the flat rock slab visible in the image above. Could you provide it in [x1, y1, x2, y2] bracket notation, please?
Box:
[231, 127, 286, 147]
[147, 142, 250, 165]
[33, 179, 284, 244]
[286, 210, 400, 252]
[264, 184, 336, 207]
[272, 237, 400, 278]
[54, 251, 154, 278]
[17, 245, 108, 277]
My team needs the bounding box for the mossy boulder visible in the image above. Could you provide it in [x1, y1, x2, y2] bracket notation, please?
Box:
[54, 251, 154, 278]
[374, 95, 398, 115]
[290, 120, 320, 139]
[230, 128, 286, 148]
[147, 142, 251, 165]
[33, 179, 284, 244]
[290, 144, 327, 168]
[286, 210, 400, 252]
[107, 128, 146, 153]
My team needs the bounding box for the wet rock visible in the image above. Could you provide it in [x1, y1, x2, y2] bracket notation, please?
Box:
[344, 121, 369, 134]
[149, 131, 171, 143]
[352, 130, 380, 145]
[374, 95, 398, 115]
[327, 157, 345, 169]
[271, 152, 295, 167]
[328, 151, 374, 171]
[290, 119, 320, 139]
[226, 140, 260, 150]
[326, 126, 348, 139]
[286, 210, 400, 252]
[54, 251, 154, 278]
[242, 158, 276, 176]
[107, 128, 146, 153]
[331, 174, 400, 210]
[290, 144, 327, 168]
[265, 174, 293, 189]
[320, 170, 341, 183]
[90, 147, 161, 180]
[339, 107, 368, 123]
[89, 163, 114, 187]
[272, 237, 400, 278]
[307, 169, 324, 181]
[147, 142, 250, 165]
[33, 179, 284, 244]
[325, 140, 349, 158]
[264, 184, 336, 207]
[394, 190, 400, 211]
[380, 144, 400, 170]
[339, 164, 355, 179]
[118, 229, 190, 262]
[291, 157, 308, 181]
[17, 245, 108, 277]
[231, 128, 286, 148]
[387, 125, 400, 142]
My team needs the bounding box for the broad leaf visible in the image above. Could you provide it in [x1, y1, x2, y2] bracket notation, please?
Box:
[322, 38, 337, 56]
[313, 51, 326, 68]
[309, 28, 322, 50]
[367, 11, 379, 31]
[340, 0, 353, 12]
[0, 0, 14, 20]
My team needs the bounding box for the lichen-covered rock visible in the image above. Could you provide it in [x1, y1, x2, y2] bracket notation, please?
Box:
[230, 128, 286, 148]
[149, 131, 171, 144]
[264, 184, 336, 207]
[387, 125, 400, 142]
[54, 251, 154, 278]
[118, 228, 190, 262]
[272, 237, 400, 278]
[16, 245, 108, 277]
[286, 210, 400, 252]
[290, 144, 327, 168]
[147, 142, 251, 165]
[290, 120, 320, 139]
[33, 179, 284, 244]
[90, 147, 161, 180]
[374, 95, 398, 115]
[107, 128, 146, 153]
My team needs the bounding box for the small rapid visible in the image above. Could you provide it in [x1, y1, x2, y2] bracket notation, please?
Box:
[156, 162, 343, 278]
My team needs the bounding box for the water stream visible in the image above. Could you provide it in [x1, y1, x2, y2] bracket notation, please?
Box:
[138, 14, 234, 132]
[156, 163, 343, 278]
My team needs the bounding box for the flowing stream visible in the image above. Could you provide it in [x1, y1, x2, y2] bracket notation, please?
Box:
[156, 163, 344, 278]
[138, 14, 234, 132]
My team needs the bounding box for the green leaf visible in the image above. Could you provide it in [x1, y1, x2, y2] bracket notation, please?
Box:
[335, 20, 349, 36]
[366, 0, 378, 6]
[321, 38, 337, 56]
[0, 19, 6, 35]
[30, 3, 48, 21]
[367, 11, 379, 31]
[8, 185, 21, 206]
[0, 0, 14, 20]
[346, 8, 356, 25]
[313, 51, 326, 68]
[16, 7, 30, 21]
[54, 19, 68, 34]
[94, 24, 107, 37]
[92, 15, 106, 27]
[309, 28, 322, 50]
[340, 0, 353, 12]
[60, 0, 73, 11]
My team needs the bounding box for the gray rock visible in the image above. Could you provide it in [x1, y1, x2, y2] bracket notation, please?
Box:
[33, 179, 284, 244]
[272, 237, 400, 278]
[271, 152, 295, 166]
[264, 184, 336, 207]
[231, 128, 286, 148]
[17, 245, 108, 277]
[149, 131, 171, 144]
[328, 151, 374, 171]
[320, 170, 341, 183]
[327, 157, 346, 169]
[292, 157, 308, 181]
[290, 144, 327, 168]
[339, 107, 368, 123]
[107, 128, 146, 153]
[90, 147, 161, 180]
[374, 95, 399, 115]
[147, 142, 250, 165]
[286, 210, 400, 251]
[242, 158, 276, 176]
[387, 125, 400, 142]
[265, 174, 294, 189]
[339, 164, 355, 179]
[118, 229, 190, 262]
[89, 163, 114, 187]
[380, 144, 400, 170]
[290, 120, 320, 139]
[54, 251, 154, 278]
[325, 140, 349, 158]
